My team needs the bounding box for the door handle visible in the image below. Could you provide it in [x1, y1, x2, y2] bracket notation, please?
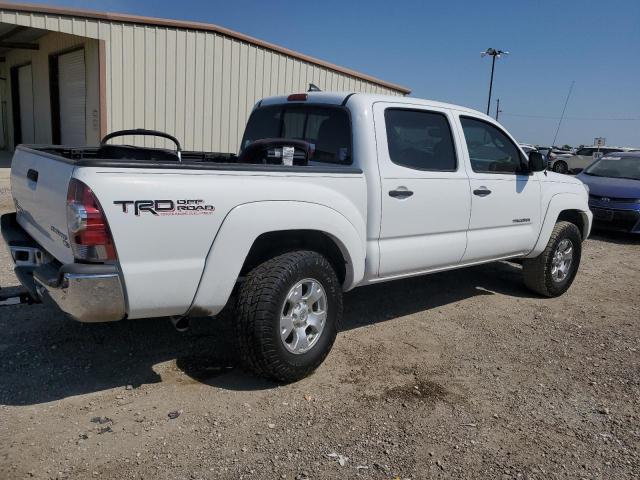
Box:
[389, 189, 414, 199]
[27, 169, 39, 183]
[473, 187, 491, 197]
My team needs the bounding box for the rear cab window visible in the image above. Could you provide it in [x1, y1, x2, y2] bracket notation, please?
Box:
[241, 105, 352, 165]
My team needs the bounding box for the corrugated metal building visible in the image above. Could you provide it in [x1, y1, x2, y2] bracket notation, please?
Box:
[0, 2, 410, 153]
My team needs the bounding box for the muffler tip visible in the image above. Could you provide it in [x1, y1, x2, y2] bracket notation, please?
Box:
[170, 315, 190, 332]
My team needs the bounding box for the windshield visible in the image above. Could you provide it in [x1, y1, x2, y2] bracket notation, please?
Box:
[584, 156, 640, 180]
[241, 105, 352, 165]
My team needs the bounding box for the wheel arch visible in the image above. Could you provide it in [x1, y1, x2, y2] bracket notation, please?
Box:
[526, 193, 592, 258]
[240, 229, 348, 285]
[557, 209, 590, 239]
[188, 201, 366, 317]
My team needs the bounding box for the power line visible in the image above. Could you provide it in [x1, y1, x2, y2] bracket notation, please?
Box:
[500, 113, 640, 121]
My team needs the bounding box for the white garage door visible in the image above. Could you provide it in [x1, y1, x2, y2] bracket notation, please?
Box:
[58, 49, 86, 145]
[17, 64, 35, 144]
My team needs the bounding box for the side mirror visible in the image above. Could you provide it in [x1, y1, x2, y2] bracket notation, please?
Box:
[528, 151, 546, 172]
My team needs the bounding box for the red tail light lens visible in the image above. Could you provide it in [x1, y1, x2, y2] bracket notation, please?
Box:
[66, 179, 117, 262]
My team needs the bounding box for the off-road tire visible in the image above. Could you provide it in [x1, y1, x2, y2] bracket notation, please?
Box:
[552, 161, 568, 174]
[523, 221, 582, 297]
[235, 250, 342, 382]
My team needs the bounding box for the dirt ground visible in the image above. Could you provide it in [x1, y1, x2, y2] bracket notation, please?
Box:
[0, 174, 638, 479]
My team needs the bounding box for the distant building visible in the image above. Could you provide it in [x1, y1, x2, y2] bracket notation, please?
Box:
[0, 2, 409, 151]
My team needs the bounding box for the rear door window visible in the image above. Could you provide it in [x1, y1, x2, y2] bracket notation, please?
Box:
[384, 108, 457, 171]
[242, 105, 352, 164]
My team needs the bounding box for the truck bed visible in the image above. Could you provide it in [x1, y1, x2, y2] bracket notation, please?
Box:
[29, 145, 363, 174]
[9, 144, 367, 319]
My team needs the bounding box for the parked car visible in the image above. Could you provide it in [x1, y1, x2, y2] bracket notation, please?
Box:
[519, 143, 538, 154]
[1, 92, 592, 382]
[546, 150, 575, 173]
[577, 152, 640, 233]
[549, 146, 627, 174]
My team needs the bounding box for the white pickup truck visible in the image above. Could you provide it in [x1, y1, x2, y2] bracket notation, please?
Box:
[1, 92, 592, 382]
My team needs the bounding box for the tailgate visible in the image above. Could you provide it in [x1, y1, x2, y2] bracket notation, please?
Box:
[10, 147, 75, 263]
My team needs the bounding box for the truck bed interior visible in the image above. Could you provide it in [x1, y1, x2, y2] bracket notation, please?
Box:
[18, 144, 363, 174]
[37, 145, 238, 164]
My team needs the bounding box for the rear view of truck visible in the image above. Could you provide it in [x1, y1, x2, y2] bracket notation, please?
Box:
[3, 147, 125, 321]
[2, 94, 368, 383]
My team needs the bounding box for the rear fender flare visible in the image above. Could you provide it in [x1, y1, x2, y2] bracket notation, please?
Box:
[189, 201, 365, 316]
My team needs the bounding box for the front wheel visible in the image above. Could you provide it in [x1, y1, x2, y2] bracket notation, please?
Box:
[522, 221, 582, 297]
[235, 250, 343, 382]
[552, 161, 568, 174]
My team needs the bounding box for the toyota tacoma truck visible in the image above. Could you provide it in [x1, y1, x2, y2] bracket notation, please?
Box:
[1, 92, 592, 382]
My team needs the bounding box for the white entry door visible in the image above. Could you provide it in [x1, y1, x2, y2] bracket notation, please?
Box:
[58, 49, 86, 145]
[17, 64, 35, 144]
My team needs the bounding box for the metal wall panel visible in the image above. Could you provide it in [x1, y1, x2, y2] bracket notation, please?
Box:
[0, 9, 405, 152]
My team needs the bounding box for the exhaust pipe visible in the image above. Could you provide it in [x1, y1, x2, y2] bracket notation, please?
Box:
[0, 286, 34, 306]
[170, 315, 190, 332]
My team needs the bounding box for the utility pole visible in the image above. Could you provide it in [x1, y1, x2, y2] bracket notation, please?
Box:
[495, 98, 502, 121]
[481, 48, 509, 115]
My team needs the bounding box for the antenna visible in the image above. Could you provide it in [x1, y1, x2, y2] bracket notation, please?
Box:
[552, 81, 575, 147]
[308, 83, 321, 92]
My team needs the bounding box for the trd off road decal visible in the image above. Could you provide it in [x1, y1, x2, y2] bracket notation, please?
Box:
[114, 199, 215, 216]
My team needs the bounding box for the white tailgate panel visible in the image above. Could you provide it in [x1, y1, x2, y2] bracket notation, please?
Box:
[11, 148, 75, 263]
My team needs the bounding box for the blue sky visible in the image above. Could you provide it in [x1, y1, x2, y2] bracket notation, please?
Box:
[19, 0, 640, 147]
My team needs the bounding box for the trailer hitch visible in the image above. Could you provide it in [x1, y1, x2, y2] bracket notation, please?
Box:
[0, 286, 35, 306]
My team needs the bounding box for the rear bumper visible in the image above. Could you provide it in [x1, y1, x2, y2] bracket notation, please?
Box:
[1, 213, 126, 322]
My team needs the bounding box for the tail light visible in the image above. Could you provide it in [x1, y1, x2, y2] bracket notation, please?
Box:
[287, 93, 307, 101]
[66, 179, 117, 262]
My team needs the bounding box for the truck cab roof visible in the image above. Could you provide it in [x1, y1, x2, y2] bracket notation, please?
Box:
[258, 92, 494, 121]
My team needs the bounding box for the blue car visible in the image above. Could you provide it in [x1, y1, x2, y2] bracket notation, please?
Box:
[576, 152, 640, 233]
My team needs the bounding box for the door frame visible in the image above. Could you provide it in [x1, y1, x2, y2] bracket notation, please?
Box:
[48, 45, 85, 145]
[10, 61, 33, 148]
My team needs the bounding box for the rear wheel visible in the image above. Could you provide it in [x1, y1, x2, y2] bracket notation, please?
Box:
[552, 161, 568, 174]
[235, 250, 342, 382]
[523, 221, 582, 297]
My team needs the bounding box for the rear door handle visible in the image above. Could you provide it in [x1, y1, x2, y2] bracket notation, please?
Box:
[473, 187, 491, 197]
[27, 169, 39, 183]
[389, 189, 414, 199]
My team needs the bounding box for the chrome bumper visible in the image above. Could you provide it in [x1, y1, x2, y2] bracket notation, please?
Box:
[2, 213, 126, 322]
[34, 267, 126, 322]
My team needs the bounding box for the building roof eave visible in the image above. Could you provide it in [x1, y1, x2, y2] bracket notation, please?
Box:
[0, 1, 411, 94]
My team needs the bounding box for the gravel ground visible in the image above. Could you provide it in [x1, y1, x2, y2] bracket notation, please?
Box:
[0, 174, 638, 480]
